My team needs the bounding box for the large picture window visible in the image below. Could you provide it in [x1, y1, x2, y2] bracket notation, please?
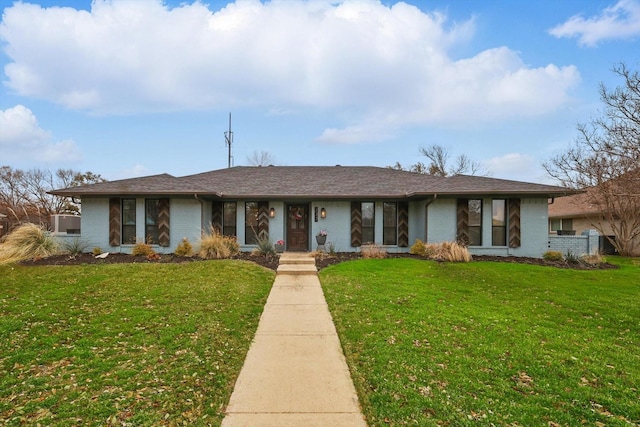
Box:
[223, 202, 237, 237]
[362, 202, 375, 244]
[383, 202, 397, 245]
[492, 199, 506, 246]
[468, 199, 482, 246]
[245, 202, 259, 245]
[122, 198, 136, 244]
[145, 199, 160, 244]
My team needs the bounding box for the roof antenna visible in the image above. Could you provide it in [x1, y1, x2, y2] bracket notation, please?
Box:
[224, 112, 233, 168]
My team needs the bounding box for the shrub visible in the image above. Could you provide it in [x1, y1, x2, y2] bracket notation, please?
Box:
[174, 237, 194, 257]
[432, 241, 472, 262]
[543, 250, 563, 261]
[581, 253, 603, 265]
[92, 247, 103, 256]
[252, 236, 276, 257]
[361, 243, 387, 259]
[410, 239, 427, 256]
[62, 237, 89, 256]
[565, 250, 581, 264]
[224, 235, 240, 255]
[132, 240, 155, 257]
[199, 231, 231, 259]
[0, 223, 58, 264]
[327, 241, 337, 256]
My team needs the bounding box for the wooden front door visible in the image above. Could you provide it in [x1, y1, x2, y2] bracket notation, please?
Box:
[287, 204, 309, 251]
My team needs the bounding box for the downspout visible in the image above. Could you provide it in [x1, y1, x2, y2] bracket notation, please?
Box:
[194, 194, 205, 233]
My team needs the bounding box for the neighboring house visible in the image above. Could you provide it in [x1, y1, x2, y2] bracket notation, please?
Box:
[548, 188, 640, 255]
[50, 166, 575, 258]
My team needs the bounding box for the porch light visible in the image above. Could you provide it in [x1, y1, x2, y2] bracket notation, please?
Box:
[269, 207, 276, 218]
[320, 207, 326, 219]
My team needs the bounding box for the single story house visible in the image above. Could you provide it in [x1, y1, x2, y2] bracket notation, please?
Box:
[50, 166, 576, 257]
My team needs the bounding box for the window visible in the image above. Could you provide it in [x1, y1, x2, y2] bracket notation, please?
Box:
[492, 199, 506, 246]
[245, 202, 259, 245]
[145, 199, 160, 244]
[223, 202, 237, 237]
[122, 199, 136, 244]
[383, 202, 397, 245]
[362, 202, 375, 244]
[550, 218, 573, 233]
[468, 199, 482, 246]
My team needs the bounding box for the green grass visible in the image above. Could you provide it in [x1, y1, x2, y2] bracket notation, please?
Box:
[320, 258, 640, 426]
[0, 260, 274, 426]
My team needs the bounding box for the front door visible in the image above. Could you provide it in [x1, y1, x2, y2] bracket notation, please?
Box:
[287, 204, 309, 251]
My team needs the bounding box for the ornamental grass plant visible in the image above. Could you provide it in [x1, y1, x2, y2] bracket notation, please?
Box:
[0, 223, 58, 264]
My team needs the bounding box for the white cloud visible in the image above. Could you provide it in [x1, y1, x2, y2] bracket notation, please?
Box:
[0, 105, 82, 165]
[483, 152, 549, 183]
[112, 164, 152, 180]
[1, 0, 580, 143]
[549, 0, 640, 47]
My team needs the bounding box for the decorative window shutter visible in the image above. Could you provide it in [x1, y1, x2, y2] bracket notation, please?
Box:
[109, 198, 121, 247]
[211, 201, 223, 233]
[257, 201, 269, 241]
[158, 198, 170, 247]
[508, 198, 521, 248]
[398, 202, 409, 247]
[456, 198, 470, 245]
[351, 202, 362, 247]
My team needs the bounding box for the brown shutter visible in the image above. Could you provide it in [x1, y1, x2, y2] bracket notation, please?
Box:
[109, 198, 121, 247]
[398, 201, 409, 247]
[351, 202, 362, 247]
[158, 198, 170, 247]
[508, 198, 521, 248]
[211, 201, 223, 233]
[257, 201, 269, 241]
[456, 199, 469, 246]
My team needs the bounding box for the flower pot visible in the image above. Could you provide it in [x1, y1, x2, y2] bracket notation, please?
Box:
[275, 244, 285, 253]
[316, 235, 327, 245]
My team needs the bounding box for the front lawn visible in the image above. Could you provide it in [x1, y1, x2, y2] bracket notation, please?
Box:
[320, 258, 640, 426]
[0, 261, 274, 426]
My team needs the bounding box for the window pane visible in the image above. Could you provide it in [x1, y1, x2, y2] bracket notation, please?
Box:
[469, 226, 481, 246]
[492, 226, 506, 246]
[383, 202, 397, 245]
[245, 202, 258, 244]
[563, 219, 573, 230]
[362, 202, 375, 244]
[492, 200, 505, 226]
[469, 199, 482, 226]
[223, 202, 237, 236]
[550, 219, 561, 231]
[145, 199, 159, 244]
[122, 199, 136, 244]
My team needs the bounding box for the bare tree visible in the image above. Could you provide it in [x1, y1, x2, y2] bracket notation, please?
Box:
[390, 145, 487, 176]
[543, 63, 640, 256]
[0, 166, 106, 230]
[246, 150, 276, 166]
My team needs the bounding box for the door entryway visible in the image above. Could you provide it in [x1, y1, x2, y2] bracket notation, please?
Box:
[286, 204, 309, 251]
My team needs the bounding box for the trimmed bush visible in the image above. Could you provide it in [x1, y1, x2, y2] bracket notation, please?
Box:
[92, 247, 103, 256]
[410, 239, 427, 256]
[174, 237, 194, 257]
[361, 243, 387, 259]
[0, 223, 58, 264]
[132, 241, 155, 257]
[543, 250, 563, 261]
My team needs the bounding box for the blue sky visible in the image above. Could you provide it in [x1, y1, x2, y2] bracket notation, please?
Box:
[1, 0, 639, 183]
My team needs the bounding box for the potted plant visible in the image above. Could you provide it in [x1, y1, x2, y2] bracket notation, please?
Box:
[316, 230, 327, 246]
[275, 239, 285, 253]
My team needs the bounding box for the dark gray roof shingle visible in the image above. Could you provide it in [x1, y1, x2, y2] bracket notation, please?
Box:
[50, 166, 574, 198]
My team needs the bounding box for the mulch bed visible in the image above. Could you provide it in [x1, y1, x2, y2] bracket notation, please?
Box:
[20, 252, 617, 271]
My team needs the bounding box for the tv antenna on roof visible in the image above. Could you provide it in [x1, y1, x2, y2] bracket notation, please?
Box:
[224, 113, 233, 168]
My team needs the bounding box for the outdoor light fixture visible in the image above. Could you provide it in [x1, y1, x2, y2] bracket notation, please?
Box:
[320, 207, 326, 219]
[269, 207, 275, 218]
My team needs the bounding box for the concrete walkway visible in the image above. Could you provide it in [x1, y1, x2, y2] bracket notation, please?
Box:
[221, 252, 367, 427]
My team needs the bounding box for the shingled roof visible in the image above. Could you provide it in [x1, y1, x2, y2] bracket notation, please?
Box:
[50, 166, 575, 199]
